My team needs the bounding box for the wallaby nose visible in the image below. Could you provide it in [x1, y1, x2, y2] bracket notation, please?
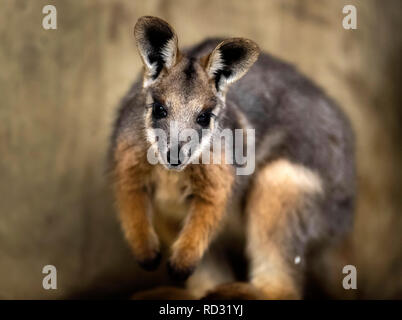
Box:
[166, 148, 181, 166]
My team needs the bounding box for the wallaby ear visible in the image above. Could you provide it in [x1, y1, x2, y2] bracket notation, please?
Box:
[134, 16, 179, 86]
[204, 38, 260, 93]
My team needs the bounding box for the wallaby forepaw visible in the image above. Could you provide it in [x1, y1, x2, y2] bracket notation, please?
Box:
[137, 250, 162, 271]
[166, 259, 195, 282]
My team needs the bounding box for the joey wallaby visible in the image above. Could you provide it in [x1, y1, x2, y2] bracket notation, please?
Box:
[109, 16, 355, 299]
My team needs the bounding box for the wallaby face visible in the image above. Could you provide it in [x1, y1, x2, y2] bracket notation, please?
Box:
[112, 16, 355, 300]
[134, 16, 259, 170]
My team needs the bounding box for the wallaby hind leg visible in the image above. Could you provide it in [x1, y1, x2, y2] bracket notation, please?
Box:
[246, 159, 324, 299]
[203, 159, 324, 300]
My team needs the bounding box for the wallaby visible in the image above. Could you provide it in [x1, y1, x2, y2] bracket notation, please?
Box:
[109, 16, 355, 299]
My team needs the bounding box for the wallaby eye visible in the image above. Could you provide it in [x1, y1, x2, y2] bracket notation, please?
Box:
[152, 102, 167, 120]
[196, 111, 212, 127]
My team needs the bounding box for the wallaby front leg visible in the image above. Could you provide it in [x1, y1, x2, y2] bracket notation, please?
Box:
[168, 164, 234, 280]
[167, 197, 225, 280]
[116, 186, 160, 270]
[113, 140, 160, 270]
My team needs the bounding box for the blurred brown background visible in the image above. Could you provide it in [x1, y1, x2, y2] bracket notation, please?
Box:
[0, 0, 401, 299]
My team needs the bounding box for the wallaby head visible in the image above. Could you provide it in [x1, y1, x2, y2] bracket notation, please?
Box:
[134, 16, 260, 171]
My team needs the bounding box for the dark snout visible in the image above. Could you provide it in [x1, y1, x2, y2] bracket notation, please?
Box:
[166, 142, 190, 168]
